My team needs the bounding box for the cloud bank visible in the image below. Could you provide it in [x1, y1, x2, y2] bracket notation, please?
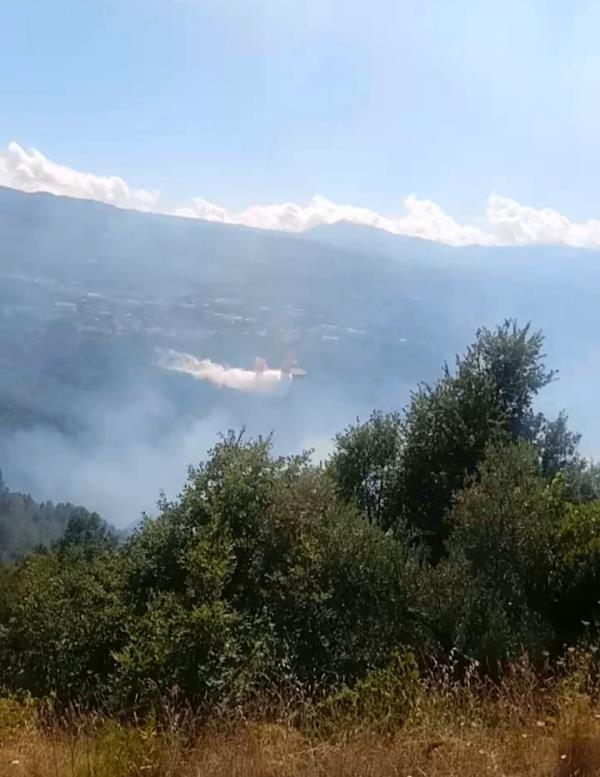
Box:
[174, 193, 497, 246]
[0, 141, 160, 211]
[2, 141, 600, 249]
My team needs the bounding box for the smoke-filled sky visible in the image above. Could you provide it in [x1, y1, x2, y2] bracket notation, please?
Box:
[2, 2, 600, 246]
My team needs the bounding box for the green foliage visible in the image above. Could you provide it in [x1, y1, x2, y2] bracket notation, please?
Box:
[320, 648, 421, 731]
[112, 594, 253, 710]
[0, 549, 127, 703]
[329, 411, 402, 528]
[424, 442, 567, 667]
[562, 460, 600, 503]
[0, 470, 106, 563]
[553, 500, 600, 642]
[416, 442, 600, 668]
[448, 443, 562, 602]
[122, 433, 422, 694]
[54, 511, 118, 557]
[396, 320, 557, 549]
[558, 500, 600, 565]
[2, 320, 600, 717]
[534, 411, 582, 479]
[329, 321, 581, 556]
[0, 433, 422, 711]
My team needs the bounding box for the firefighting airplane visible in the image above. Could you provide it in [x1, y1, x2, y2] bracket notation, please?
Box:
[158, 350, 306, 396]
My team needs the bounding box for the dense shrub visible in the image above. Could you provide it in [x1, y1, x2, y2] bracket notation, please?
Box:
[2, 321, 600, 715]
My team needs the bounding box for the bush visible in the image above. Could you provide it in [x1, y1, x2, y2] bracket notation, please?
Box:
[2, 320, 599, 717]
[319, 648, 421, 732]
[121, 433, 423, 694]
[422, 442, 563, 668]
[0, 550, 127, 704]
[329, 410, 402, 528]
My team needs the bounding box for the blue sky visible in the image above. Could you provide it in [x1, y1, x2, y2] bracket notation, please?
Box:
[2, 0, 600, 226]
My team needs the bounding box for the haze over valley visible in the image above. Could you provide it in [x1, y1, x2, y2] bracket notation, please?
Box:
[1, 185, 599, 526]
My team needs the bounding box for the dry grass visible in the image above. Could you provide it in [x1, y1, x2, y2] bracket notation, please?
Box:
[2, 656, 600, 777]
[1, 712, 598, 777]
[0, 719, 577, 777]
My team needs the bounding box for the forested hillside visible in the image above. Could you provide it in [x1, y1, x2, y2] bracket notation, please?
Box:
[2, 321, 600, 717]
[0, 470, 114, 562]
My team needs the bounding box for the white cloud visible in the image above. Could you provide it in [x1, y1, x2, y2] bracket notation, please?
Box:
[486, 194, 600, 249]
[174, 193, 497, 246]
[0, 142, 160, 212]
[2, 140, 600, 249]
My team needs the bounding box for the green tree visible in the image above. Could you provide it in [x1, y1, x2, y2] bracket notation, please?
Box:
[0, 470, 112, 563]
[329, 411, 402, 528]
[0, 549, 127, 703]
[554, 499, 600, 643]
[54, 511, 118, 558]
[425, 442, 563, 668]
[121, 432, 422, 699]
[396, 321, 559, 550]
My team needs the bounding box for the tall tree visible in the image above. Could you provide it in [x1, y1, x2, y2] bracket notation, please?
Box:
[329, 411, 402, 528]
[396, 320, 558, 549]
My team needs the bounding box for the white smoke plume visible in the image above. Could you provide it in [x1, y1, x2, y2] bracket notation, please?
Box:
[157, 350, 303, 396]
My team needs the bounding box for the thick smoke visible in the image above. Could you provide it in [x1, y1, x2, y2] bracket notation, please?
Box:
[0, 374, 353, 529]
[1, 387, 229, 527]
[157, 350, 303, 396]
